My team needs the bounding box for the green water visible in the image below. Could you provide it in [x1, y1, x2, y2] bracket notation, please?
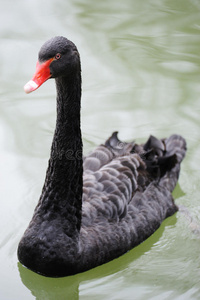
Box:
[0, 0, 200, 299]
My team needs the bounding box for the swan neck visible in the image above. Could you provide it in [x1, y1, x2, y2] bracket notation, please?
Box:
[40, 72, 83, 233]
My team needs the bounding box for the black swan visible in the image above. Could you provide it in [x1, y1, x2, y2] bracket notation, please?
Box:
[18, 36, 186, 277]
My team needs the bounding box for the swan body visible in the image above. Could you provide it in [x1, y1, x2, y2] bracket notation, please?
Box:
[18, 36, 186, 277]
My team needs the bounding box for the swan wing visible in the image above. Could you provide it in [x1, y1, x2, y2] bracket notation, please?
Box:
[82, 133, 186, 226]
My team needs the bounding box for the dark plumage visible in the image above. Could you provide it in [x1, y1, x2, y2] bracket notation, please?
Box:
[18, 36, 186, 277]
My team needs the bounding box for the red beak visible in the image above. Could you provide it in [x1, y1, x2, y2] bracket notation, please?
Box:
[24, 58, 53, 94]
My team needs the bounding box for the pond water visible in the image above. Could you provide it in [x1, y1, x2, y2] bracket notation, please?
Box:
[0, 0, 200, 299]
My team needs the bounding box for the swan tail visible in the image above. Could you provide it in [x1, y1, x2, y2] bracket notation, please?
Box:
[132, 134, 186, 219]
[157, 134, 186, 192]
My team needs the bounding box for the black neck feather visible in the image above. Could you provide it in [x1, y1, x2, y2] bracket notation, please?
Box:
[37, 72, 83, 234]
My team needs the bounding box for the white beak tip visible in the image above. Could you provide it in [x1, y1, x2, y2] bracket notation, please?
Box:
[24, 80, 39, 94]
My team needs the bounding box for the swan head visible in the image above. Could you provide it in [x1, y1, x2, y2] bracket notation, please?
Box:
[24, 36, 80, 94]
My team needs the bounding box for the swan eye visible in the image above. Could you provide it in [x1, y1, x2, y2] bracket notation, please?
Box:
[55, 53, 61, 60]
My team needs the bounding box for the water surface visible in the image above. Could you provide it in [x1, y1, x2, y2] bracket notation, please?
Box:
[0, 0, 200, 299]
